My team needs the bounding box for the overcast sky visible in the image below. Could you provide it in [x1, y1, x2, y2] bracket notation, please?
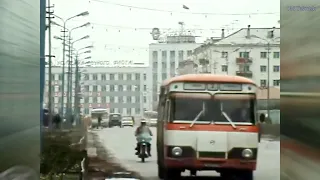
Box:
[47, 0, 280, 64]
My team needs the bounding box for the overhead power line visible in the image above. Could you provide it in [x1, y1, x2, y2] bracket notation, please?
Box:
[90, 0, 279, 16]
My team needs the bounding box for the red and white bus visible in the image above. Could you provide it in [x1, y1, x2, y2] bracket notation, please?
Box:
[156, 74, 261, 180]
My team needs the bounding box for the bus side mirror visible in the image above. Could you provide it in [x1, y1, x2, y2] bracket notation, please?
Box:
[259, 113, 266, 123]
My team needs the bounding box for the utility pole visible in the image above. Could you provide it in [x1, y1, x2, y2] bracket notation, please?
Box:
[66, 35, 72, 125]
[74, 54, 80, 126]
[60, 26, 68, 117]
[46, 0, 54, 129]
[267, 42, 270, 117]
[225, 53, 229, 75]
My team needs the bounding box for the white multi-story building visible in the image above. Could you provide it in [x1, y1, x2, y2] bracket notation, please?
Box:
[191, 25, 280, 88]
[45, 60, 148, 116]
[147, 35, 202, 109]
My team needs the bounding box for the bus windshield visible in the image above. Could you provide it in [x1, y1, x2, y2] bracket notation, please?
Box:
[109, 114, 121, 120]
[170, 94, 255, 124]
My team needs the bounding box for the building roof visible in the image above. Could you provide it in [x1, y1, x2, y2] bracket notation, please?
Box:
[214, 27, 280, 45]
[162, 74, 255, 86]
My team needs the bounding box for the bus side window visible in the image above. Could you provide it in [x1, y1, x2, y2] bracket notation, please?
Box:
[164, 99, 171, 122]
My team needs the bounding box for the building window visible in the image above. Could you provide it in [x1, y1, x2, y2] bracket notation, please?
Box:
[58, 74, 62, 80]
[221, 65, 228, 72]
[143, 73, 146, 80]
[84, 74, 89, 80]
[239, 52, 249, 58]
[273, 79, 280, 86]
[110, 97, 114, 103]
[92, 74, 98, 80]
[170, 51, 175, 62]
[110, 85, 115, 91]
[127, 74, 132, 80]
[153, 62, 158, 69]
[85, 85, 89, 92]
[135, 108, 140, 114]
[127, 85, 132, 91]
[127, 108, 131, 115]
[162, 62, 167, 69]
[101, 85, 106, 91]
[93, 97, 97, 103]
[118, 108, 122, 114]
[178, 50, 184, 61]
[221, 51, 228, 58]
[93, 85, 97, 92]
[110, 108, 114, 113]
[273, 65, 280, 72]
[110, 74, 114, 80]
[144, 85, 147, 91]
[135, 73, 140, 80]
[260, 52, 267, 59]
[84, 108, 89, 114]
[162, 73, 167, 80]
[135, 85, 140, 91]
[187, 50, 192, 57]
[153, 74, 157, 84]
[260, 79, 267, 87]
[84, 97, 89, 103]
[101, 74, 106, 80]
[273, 52, 280, 58]
[162, 51, 167, 62]
[260, 65, 267, 72]
[119, 96, 123, 103]
[152, 51, 158, 62]
[144, 96, 147, 103]
[118, 74, 123, 80]
[127, 96, 131, 103]
[118, 85, 123, 91]
[136, 96, 140, 103]
[101, 96, 106, 103]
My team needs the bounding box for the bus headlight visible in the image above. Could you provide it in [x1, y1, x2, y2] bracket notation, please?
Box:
[242, 149, 253, 158]
[171, 147, 183, 156]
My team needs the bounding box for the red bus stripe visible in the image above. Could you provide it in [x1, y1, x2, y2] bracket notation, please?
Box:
[166, 123, 259, 132]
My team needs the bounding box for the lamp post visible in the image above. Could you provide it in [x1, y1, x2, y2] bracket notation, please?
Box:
[74, 49, 92, 114]
[53, 11, 89, 116]
[66, 35, 90, 124]
[250, 32, 280, 117]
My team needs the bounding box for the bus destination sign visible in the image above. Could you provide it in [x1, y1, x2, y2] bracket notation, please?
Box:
[183, 83, 243, 91]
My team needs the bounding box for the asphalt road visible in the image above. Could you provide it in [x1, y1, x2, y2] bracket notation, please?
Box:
[95, 126, 280, 180]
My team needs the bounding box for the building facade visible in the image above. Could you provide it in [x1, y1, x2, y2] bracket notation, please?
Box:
[147, 35, 202, 109]
[191, 26, 280, 88]
[45, 63, 148, 117]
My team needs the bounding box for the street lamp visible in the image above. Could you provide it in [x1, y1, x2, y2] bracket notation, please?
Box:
[66, 35, 90, 122]
[53, 11, 89, 116]
[213, 47, 240, 74]
[73, 50, 92, 126]
[249, 32, 280, 117]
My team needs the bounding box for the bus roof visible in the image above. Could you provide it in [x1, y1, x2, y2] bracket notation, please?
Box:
[161, 74, 255, 86]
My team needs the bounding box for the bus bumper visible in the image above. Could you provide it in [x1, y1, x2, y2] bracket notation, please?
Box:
[164, 157, 256, 170]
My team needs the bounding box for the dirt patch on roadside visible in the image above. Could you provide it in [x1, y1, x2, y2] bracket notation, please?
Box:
[87, 132, 142, 180]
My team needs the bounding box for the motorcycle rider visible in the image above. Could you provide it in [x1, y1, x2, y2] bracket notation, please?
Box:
[135, 119, 152, 156]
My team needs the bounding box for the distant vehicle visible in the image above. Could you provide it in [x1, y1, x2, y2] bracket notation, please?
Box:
[143, 111, 158, 126]
[90, 108, 108, 128]
[157, 74, 262, 179]
[109, 113, 122, 128]
[121, 116, 134, 127]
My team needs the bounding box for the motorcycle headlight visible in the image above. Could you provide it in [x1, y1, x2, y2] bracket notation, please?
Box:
[242, 148, 253, 158]
[171, 147, 183, 156]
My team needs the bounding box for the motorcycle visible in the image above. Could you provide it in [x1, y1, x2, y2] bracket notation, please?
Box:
[138, 139, 149, 162]
[136, 135, 152, 163]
